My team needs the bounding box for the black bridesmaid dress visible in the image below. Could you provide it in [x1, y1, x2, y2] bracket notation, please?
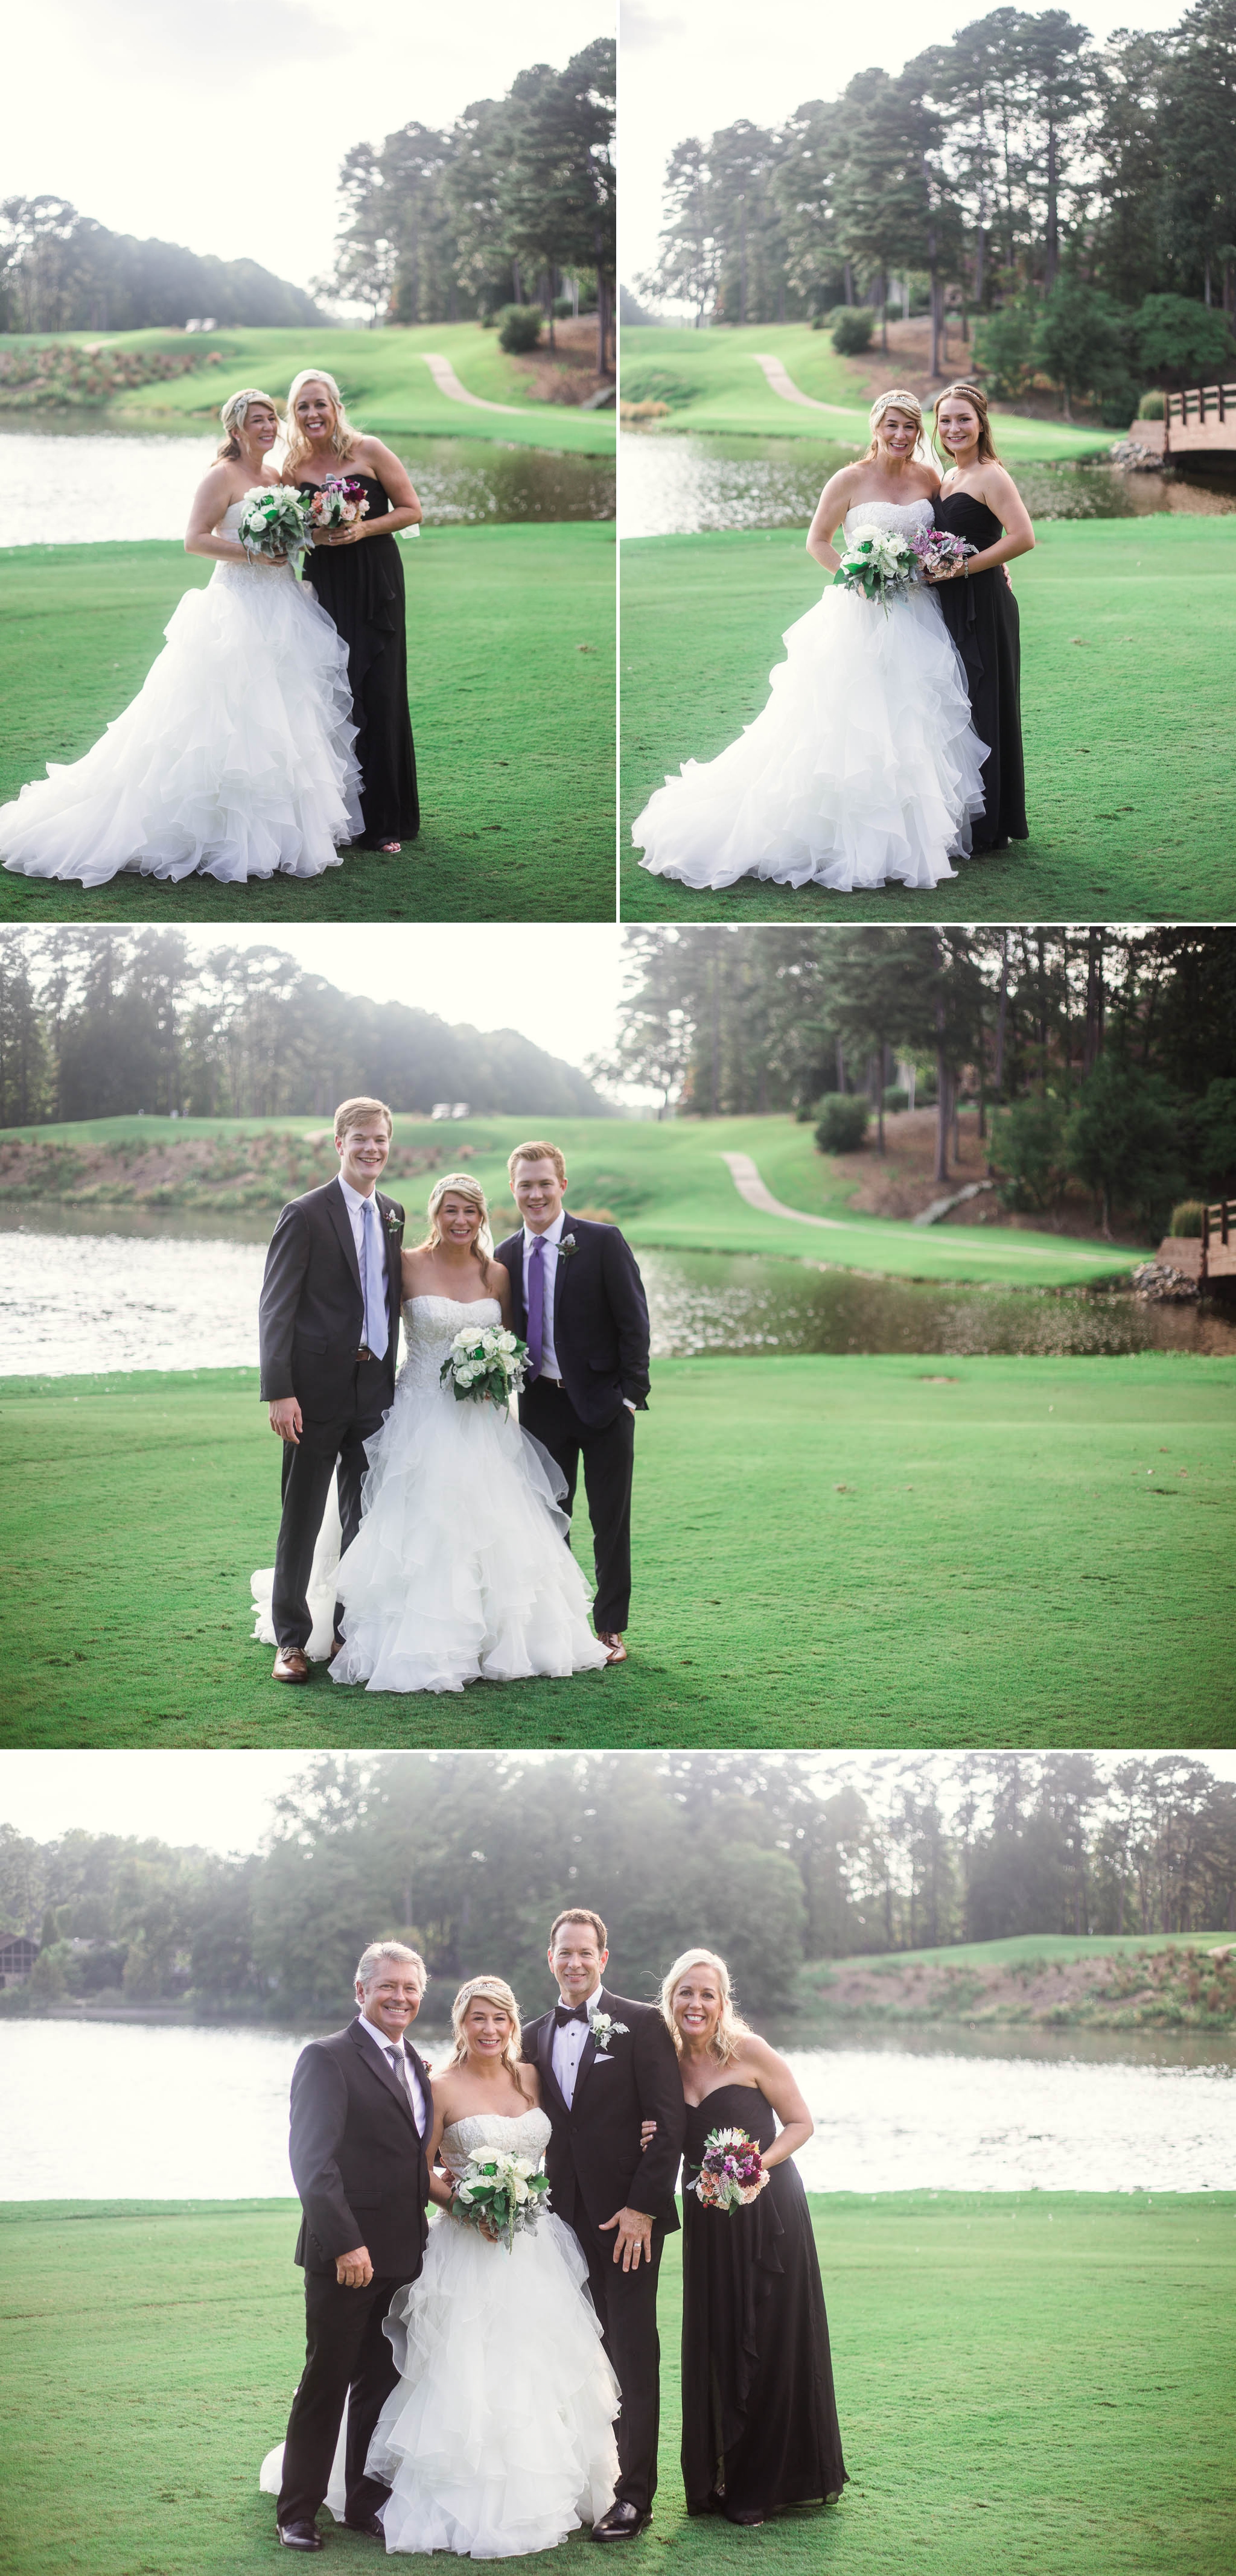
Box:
[680, 2083, 847, 2522]
[932, 488, 1028, 850]
[300, 474, 419, 847]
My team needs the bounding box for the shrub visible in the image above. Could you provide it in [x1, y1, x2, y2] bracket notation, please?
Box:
[882, 1086, 909, 1111]
[1169, 1201, 1205, 1236]
[497, 304, 543, 354]
[1138, 389, 1165, 419]
[815, 1095, 870, 1153]
[1134, 294, 1235, 388]
[620, 368, 696, 409]
[974, 298, 1039, 398]
[831, 308, 875, 355]
[1064, 1056, 1183, 1235]
[552, 296, 575, 318]
[1099, 375, 1143, 427]
[1034, 279, 1133, 418]
[992, 1092, 1069, 1211]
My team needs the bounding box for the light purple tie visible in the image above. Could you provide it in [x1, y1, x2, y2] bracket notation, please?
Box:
[526, 1234, 545, 1381]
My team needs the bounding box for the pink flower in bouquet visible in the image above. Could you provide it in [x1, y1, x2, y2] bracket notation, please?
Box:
[307, 476, 371, 534]
[911, 527, 976, 580]
[690, 2125, 769, 2213]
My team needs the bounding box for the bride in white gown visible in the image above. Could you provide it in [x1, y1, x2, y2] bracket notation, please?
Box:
[632, 388, 989, 895]
[0, 387, 362, 886]
[251, 1173, 609, 1693]
[260, 1976, 620, 2558]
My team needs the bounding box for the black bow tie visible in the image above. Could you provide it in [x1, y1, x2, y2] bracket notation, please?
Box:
[555, 2003, 588, 2027]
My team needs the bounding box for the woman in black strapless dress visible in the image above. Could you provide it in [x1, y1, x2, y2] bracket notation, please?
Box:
[661, 1948, 847, 2527]
[928, 381, 1036, 850]
[284, 369, 421, 851]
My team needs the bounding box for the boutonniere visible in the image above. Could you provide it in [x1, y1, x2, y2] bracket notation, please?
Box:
[590, 2011, 628, 2054]
[558, 1235, 578, 1261]
[383, 1207, 404, 1241]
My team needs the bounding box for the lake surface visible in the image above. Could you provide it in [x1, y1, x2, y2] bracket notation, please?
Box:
[621, 429, 1236, 539]
[0, 422, 613, 544]
[2, 2015, 1231, 2199]
[3, 1214, 1232, 1376]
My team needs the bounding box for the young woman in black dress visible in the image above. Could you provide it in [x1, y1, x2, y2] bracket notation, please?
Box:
[283, 369, 422, 853]
[659, 1947, 847, 2528]
[926, 381, 1036, 851]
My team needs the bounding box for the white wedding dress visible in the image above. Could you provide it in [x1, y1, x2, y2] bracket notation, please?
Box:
[632, 498, 989, 892]
[259, 2109, 620, 2559]
[251, 1297, 610, 1693]
[0, 502, 362, 884]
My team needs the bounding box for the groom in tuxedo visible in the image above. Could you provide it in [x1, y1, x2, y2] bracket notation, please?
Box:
[495, 1141, 650, 1664]
[523, 1909, 684, 2541]
[277, 1942, 433, 2551]
[259, 1097, 404, 1682]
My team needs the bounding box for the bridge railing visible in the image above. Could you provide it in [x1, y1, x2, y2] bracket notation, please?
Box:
[1165, 383, 1236, 431]
[1201, 1197, 1235, 1283]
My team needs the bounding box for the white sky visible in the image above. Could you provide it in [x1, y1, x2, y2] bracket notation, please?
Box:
[621, 0, 1188, 294]
[4, 1751, 1234, 1857]
[9, 0, 611, 301]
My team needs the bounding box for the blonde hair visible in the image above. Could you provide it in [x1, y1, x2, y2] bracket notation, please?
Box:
[416, 1171, 495, 1274]
[448, 1976, 531, 2088]
[659, 1948, 751, 2066]
[355, 1940, 427, 1991]
[215, 387, 279, 462]
[284, 369, 362, 475]
[508, 1140, 567, 1188]
[334, 1096, 393, 1142]
[932, 380, 1002, 465]
[864, 387, 928, 463]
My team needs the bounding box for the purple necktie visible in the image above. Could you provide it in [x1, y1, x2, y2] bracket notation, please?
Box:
[526, 1234, 545, 1381]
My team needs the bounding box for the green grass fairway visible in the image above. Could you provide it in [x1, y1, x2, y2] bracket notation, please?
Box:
[2, 324, 614, 454]
[620, 326, 1109, 460]
[2, 2194, 1231, 2575]
[4, 1353, 1231, 1746]
[0, 529, 614, 921]
[621, 520, 1236, 922]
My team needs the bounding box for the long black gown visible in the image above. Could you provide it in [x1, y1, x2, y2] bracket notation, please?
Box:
[681, 2083, 847, 2522]
[300, 474, 419, 847]
[932, 489, 1028, 850]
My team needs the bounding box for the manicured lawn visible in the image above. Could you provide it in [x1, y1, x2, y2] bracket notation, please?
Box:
[2, 2193, 1231, 2574]
[620, 520, 1236, 922]
[0, 529, 615, 921]
[2, 324, 614, 454]
[2, 1353, 1231, 1746]
[620, 326, 1110, 459]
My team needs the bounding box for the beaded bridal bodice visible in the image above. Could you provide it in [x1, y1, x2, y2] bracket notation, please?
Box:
[401, 1293, 503, 1392]
[441, 2108, 552, 2172]
[842, 498, 933, 537]
[215, 500, 294, 583]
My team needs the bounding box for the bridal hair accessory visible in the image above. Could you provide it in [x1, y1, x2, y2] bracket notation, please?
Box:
[215, 387, 279, 462]
[867, 387, 928, 462]
[424, 1171, 494, 1262]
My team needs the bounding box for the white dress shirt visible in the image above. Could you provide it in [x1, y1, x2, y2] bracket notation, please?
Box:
[550, 1983, 604, 2108]
[357, 2012, 428, 2135]
[522, 1209, 565, 1379]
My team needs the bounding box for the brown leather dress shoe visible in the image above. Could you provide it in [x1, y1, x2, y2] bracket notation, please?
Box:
[278, 2518, 323, 2549]
[596, 1632, 628, 1665]
[272, 1646, 310, 1684]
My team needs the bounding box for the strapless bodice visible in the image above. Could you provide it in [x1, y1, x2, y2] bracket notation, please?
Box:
[440, 2107, 551, 2171]
[401, 1293, 503, 1392]
[842, 498, 933, 536]
[214, 497, 294, 580]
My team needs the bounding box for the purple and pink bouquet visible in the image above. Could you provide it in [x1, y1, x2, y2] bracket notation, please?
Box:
[689, 2126, 769, 2214]
[305, 476, 371, 537]
[911, 527, 977, 582]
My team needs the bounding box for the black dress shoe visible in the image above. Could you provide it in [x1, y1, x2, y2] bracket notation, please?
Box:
[343, 2514, 386, 2538]
[591, 2502, 652, 2540]
[278, 2521, 323, 2551]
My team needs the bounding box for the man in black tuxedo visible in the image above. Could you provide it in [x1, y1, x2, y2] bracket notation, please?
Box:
[495, 1141, 650, 1664]
[276, 1942, 434, 2552]
[259, 1097, 404, 1682]
[523, 1908, 685, 2542]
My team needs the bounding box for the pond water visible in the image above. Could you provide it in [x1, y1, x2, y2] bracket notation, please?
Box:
[3, 1213, 1232, 1377]
[620, 429, 1236, 539]
[1, 2014, 1231, 2199]
[0, 421, 613, 545]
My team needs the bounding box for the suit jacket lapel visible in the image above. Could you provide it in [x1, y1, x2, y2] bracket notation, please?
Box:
[570, 1981, 611, 2110]
[505, 1236, 528, 1338]
[551, 1213, 577, 1338]
[536, 2012, 569, 2114]
[377, 1192, 403, 1343]
[349, 2017, 418, 2130]
[325, 1176, 363, 1299]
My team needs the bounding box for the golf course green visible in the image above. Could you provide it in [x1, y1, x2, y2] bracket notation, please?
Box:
[0, 528, 615, 921]
[621, 517, 1236, 922]
[2, 2192, 1231, 2574]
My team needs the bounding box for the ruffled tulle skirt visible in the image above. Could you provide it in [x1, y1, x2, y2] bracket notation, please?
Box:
[0, 559, 362, 885]
[258, 2212, 620, 2557]
[632, 581, 989, 892]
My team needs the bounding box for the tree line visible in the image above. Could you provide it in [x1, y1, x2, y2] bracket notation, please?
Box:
[0, 931, 608, 1129]
[640, 0, 1235, 415]
[3, 1752, 1231, 2025]
[0, 196, 322, 334]
[603, 927, 1236, 1232]
[322, 40, 615, 370]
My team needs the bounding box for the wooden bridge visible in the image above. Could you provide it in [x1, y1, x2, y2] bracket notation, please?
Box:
[1125, 383, 1236, 461]
[1158, 1200, 1236, 1284]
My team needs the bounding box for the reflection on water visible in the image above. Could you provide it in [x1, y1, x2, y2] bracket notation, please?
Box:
[621, 429, 1236, 539]
[2, 1216, 1232, 1376]
[1, 2015, 1230, 2198]
[0, 423, 613, 545]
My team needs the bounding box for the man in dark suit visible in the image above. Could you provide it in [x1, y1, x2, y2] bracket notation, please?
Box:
[495, 1141, 650, 1665]
[523, 1908, 685, 2542]
[276, 1941, 434, 2552]
[258, 1097, 405, 1682]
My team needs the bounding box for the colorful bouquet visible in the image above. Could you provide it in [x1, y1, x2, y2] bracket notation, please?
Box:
[237, 486, 313, 573]
[440, 1323, 527, 1414]
[832, 523, 919, 614]
[687, 2126, 769, 2213]
[304, 475, 371, 538]
[911, 526, 977, 582]
[450, 2148, 552, 2251]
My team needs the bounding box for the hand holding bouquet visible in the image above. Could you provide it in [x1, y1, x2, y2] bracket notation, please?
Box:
[237, 486, 313, 574]
[441, 1324, 527, 1416]
[305, 476, 371, 543]
[450, 2149, 551, 2250]
[832, 523, 919, 615]
[688, 2125, 769, 2213]
[911, 527, 978, 583]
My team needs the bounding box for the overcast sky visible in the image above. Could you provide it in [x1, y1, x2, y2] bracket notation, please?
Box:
[4, 1749, 1233, 1857]
[622, 0, 1187, 296]
[10, 0, 608, 298]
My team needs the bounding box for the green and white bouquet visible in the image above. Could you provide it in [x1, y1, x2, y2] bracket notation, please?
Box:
[441, 1323, 527, 1415]
[450, 2147, 552, 2251]
[833, 523, 919, 614]
[237, 486, 313, 573]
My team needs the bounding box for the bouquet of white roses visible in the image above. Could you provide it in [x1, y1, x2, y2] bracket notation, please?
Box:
[450, 2147, 552, 2251]
[687, 2125, 769, 2214]
[304, 475, 371, 537]
[237, 486, 313, 573]
[833, 523, 919, 614]
[440, 1322, 527, 1414]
